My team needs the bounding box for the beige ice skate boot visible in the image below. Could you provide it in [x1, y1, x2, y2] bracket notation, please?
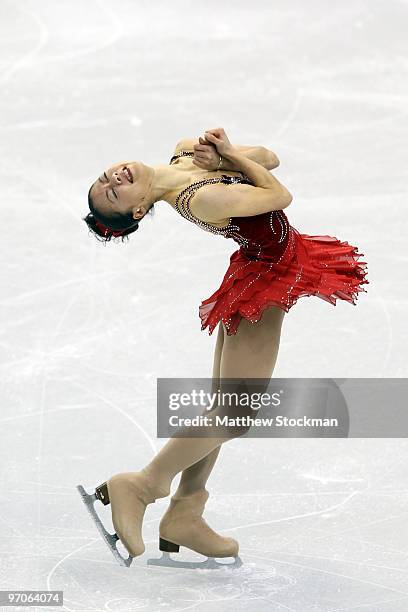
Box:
[95, 470, 169, 559]
[158, 488, 239, 559]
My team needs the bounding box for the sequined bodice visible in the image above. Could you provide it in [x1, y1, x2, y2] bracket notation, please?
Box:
[169, 150, 291, 262]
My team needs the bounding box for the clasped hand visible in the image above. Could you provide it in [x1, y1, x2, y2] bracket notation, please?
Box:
[192, 136, 219, 170]
[192, 127, 233, 170]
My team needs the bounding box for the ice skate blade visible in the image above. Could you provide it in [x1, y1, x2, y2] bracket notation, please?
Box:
[76, 484, 133, 568]
[147, 551, 243, 570]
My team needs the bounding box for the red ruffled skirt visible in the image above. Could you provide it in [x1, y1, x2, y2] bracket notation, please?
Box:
[199, 226, 369, 336]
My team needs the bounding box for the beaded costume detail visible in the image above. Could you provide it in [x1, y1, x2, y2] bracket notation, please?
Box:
[169, 150, 369, 336]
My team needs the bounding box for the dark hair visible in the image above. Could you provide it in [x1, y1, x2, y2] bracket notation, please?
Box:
[83, 185, 155, 244]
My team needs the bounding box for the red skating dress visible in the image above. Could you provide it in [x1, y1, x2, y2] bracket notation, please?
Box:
[170, 151, 369, 336]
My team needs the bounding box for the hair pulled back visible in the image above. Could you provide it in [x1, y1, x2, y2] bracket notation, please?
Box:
[83, 186, 155, 244]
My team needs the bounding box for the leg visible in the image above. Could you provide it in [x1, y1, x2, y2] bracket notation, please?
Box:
[175, 322, 225, 496]
[142, 306, 286, 493]
[93, 307, 286, 560]
[157, 306, 286, 559]
[220, 306, 285, 378]
[173, 306, 286, 496]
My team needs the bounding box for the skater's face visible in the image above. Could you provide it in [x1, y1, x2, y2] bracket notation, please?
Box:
[89, 160, 153, 222]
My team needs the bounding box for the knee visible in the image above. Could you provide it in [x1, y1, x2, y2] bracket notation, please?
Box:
[206, 403, 260, 440]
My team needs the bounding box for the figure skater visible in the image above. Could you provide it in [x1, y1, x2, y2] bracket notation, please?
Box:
[78, 127, 368, 567]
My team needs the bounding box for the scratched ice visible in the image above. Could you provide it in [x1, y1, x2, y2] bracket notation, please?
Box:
[0, 0, 407, 611]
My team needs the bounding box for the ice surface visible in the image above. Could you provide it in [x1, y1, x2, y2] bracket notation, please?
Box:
[1, 0, 407, 610]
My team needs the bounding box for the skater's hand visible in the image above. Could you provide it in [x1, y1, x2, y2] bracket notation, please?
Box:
[202, 127, 234, 158]
[192, 136, 222, 171]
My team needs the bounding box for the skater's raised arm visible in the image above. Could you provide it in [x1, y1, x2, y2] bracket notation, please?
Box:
[191, 132, 292, 219]
[203, 130, 289, 193]
[174, 138, 279, 171]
